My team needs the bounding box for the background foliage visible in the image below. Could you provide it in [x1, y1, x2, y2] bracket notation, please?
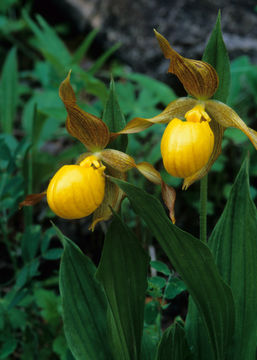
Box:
[1, 1, 257, 359]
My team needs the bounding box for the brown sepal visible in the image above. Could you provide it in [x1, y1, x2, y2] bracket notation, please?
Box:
[161, 181, 176, 224]
[59, 72, 110, 151]
[89, 168, 126, 231]
[19, 192, 46, 209]
[136, 162, 162, 185]
[154, 30, 219, 100]
[99, 149, 136, 172]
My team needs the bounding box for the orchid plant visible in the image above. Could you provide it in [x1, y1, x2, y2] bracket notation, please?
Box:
[21, 13, 257, 360]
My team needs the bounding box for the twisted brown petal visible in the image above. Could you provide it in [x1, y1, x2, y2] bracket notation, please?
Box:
[205, 100, 257, 150]
[136, 162, 162, 184]
[182, 117, 224, 189]
[136, 162, 176, 223]
[59, 72, 110, 151]
[161, 181, 176, 224]
[154, 30, 218, 100]
[99, 151, 176, 223]
[116, 98, 198, 135]
[19, 192, 46, 208]
[89, 168, 126, 231]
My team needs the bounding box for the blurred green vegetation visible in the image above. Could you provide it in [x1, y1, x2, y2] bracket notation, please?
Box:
[1, 1, 257, 358]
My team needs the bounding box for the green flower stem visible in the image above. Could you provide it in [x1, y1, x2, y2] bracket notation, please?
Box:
[200, 175, 208, 242]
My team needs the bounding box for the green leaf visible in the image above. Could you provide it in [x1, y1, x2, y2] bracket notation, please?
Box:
[56, 224, 112, 360]
[42, 248, 63, 260]
[52, 335, 69, 360]
[141, 330, 158, 360]
[102, 78, 128, 151]
[186, 298, 214, 360]
[96, 212, 149, 360]
[144, 301, 159, 325]
[88, 42, 121, 76]
[150, 260, 171, 276]
[21, 225, 41, 262]
[23, 11, 71, 71]
[34, 289, 60, 325]
[0, 47, 18, 133]
[203, 11, 230, 103]
[208, 156, 257, 360]
[148, 276, 166, 289]
[71, 29, 99, 65]
[155, 321, 192, 360]
[0, 338, 17, 359]
[112, 178, 235, 360]
[164, 278, 187, 300]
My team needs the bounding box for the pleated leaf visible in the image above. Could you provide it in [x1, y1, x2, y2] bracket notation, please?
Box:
[0, 47, 18, 134]
[202, 12, 230, 103]
[208, 157, 257, 360]
[141, 331, 158, 360]
[112, 178, 235, 360]
[56, 225, 113, 360]
[96, 212, 149, 360]
[102, 78, 128, 151]
[155, 321, 192, 360]
[185, 298, 214, 360]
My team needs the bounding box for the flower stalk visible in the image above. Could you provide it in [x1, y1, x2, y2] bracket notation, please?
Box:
[200, 175, 208, 243]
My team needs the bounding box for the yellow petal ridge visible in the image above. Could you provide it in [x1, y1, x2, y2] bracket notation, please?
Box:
[161, 116, 214, 179]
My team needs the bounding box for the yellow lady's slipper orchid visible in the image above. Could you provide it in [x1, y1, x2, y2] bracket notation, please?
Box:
[161, 104, 214, 178]
[46, 156, 105, 219]
[20, 72, 176, 228]
[116, 31, 257, 189]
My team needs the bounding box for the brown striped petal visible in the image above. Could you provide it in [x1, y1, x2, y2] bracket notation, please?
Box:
[136, 162, 162, 184]
[161, 181, 176, 224]
[116, 98, 198, 135]
[154, 30, 218, 100]
[98, 149, 136, 172]
[59, 72, 110, 151]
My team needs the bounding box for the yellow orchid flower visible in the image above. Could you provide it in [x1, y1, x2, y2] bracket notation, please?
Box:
[20, 72, 176, 228]
[115, 31, 257, 189]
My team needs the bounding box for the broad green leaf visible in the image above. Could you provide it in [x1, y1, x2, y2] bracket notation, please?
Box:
[203, 12, 230, 103]
[186, 298, 214, 360]
[155, 321, 192, 360]
[112, 178, 235, 360]
[0, 47, 18, 133]
[164, 278, 187, 300]
[56, 225, 112, 360]
[148, 276, 166, 289]
[96, 212, 149, 360]
[102, 78, 128, 151]
[150, 260, 171, 276]
[208, 157, 257, 360]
